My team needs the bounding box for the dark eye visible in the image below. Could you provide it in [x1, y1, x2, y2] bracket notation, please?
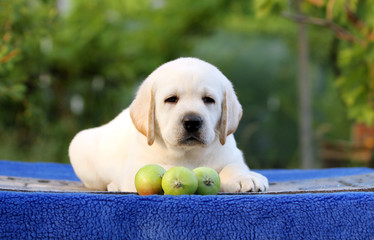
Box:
[165, 96, 179, 104]
[203, 96, 215, 104]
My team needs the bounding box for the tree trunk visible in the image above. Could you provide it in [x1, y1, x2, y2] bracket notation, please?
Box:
[296, 0, 314, 169]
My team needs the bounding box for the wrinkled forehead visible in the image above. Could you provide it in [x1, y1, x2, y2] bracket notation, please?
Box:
[150, 59, 227, 96]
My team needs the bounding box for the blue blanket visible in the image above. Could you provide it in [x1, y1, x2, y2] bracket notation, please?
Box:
[0, 160, 373, 239]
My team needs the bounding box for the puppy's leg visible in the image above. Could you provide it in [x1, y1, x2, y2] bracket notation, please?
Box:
[107, 182, 120, 192]
[219, 163, 269, 192]
[74, 161, 107, 191]
[69, 130, 107, 191]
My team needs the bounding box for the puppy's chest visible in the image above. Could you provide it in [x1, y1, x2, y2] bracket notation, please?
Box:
[157, 152, 217, 170]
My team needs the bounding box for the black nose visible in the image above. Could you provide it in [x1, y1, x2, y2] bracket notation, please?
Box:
[182, 115, 202, 133]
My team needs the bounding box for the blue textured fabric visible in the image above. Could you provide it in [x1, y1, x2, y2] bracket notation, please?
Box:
[0, 191, 373, 239]
[1, 159, 373, 182]
[258, 167, 374, 182]
[0, 160, 79, 181]
[0, 160, 373, 239]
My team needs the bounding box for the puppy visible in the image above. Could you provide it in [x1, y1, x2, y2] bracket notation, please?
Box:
[69, 57, 269, 192]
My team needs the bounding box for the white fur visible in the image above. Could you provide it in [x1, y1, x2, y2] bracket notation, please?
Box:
[69, 57, 269, 192]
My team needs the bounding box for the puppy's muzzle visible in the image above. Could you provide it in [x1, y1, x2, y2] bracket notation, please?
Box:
[182, 114, 202, 133]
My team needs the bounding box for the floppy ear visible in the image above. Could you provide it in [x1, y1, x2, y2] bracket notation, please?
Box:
[129, 80, 155, 146]
[218, 85, 243, 145]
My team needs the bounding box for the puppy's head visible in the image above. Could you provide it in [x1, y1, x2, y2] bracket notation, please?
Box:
[130, 57, 242, 147]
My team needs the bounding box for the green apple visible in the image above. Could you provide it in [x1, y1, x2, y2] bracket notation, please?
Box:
[193, 167, 220, 195]
[161, 166, 198, 195]
[135, 164, 166, 196]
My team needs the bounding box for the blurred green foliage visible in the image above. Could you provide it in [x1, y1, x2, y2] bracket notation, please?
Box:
[256, 0, 374, 125]
[0, 0, 363, 168]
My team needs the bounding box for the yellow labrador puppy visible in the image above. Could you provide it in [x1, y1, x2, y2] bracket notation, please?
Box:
[69, 57, 269, 192]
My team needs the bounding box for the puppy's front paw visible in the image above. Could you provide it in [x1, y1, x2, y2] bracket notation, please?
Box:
[220, 171, 269, 193]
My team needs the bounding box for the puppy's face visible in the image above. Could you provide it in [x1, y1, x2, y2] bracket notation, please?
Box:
[154, 71, 222, 148]
[130, 58, 242, 148]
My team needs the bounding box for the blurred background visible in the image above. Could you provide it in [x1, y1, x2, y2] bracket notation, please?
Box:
[1, 0, 374, 169]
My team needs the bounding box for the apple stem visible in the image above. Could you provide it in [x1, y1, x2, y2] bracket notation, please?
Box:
[205, 178, 213, 186]
[174, 180, 182, 188]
